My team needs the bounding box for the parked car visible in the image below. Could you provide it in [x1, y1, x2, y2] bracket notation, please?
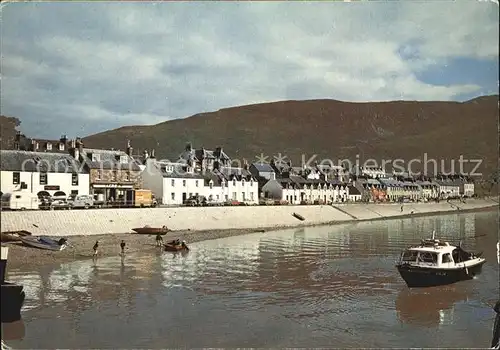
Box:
[51, 198, 70, 210]
[68, 195, 94, 209]
[184, 195, 207, 206]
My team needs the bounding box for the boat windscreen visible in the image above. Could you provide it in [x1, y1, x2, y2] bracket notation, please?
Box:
[402, 250, 418, 262]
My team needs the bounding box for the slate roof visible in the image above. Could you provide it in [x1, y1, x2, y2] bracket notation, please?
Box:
[216, 166, 255, 181]
[154, 161, 205, 179]
[250, 162, 275, 173]
[435, 180, 463, 187]
[81, 148, 141, 171]
[348, 185, 361, 195]
[0, 150, 86, 173]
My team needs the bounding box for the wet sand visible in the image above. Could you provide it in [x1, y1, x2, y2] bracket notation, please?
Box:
[3, 205, 497, 269]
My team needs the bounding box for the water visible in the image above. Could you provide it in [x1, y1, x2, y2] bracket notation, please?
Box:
[3, 210, 498, 348]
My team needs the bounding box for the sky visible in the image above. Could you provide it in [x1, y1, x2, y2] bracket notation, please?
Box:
[2, 1, 499, 139]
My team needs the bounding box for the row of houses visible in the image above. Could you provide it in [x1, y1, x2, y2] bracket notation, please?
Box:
[0, 133, 476, 205]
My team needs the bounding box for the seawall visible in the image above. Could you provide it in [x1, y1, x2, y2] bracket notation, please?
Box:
[1, 198, 498, 237]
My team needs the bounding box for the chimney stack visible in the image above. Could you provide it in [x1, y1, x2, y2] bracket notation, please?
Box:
[126, 140, 133, 156]
[150, 149, 155, 158]
[185, 142, 192, 152]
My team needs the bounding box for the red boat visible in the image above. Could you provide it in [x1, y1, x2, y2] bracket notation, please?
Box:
[131, 225, 169, 235]
[164, 240, 189, 252]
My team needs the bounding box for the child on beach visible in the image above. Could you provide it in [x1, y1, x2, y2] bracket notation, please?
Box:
[120, 240, 126, 255]
[155, 233, 163, 247]
[93, 241, 99, 257]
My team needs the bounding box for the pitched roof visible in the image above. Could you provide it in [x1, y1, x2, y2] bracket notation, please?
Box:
[250, 162, 275, 173]
[81, 148, 141, 171]
[154, 161, 205, 179]
[0, 150, 86, 173]
[348, 185, 361, 195]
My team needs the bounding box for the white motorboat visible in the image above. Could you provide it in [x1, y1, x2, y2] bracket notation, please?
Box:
[396, 231, 486, 288]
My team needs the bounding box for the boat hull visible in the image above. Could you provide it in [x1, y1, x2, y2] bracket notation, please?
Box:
[19, 237, 66, 251]
[132, 228, 169, 235]
[164, 244, 188, 252]
[1, 282, 25, 323]
[396, 260, 485, 288]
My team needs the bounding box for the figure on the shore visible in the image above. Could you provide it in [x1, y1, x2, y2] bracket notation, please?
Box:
[400, 205, 403, 212]
[93, 240, 99, 257]
[120, 240, 126, 255]
[155, 233, 163, 247]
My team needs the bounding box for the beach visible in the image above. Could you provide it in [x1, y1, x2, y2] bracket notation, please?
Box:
[2, 200, 497, 269]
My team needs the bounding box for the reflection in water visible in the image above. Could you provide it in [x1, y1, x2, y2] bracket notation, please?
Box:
[2, 319, 25, 341]
[4, 210, 498, 349]
[395, 286, 471, 327]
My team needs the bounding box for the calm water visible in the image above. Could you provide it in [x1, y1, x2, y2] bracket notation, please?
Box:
[3, 210, 499, 348]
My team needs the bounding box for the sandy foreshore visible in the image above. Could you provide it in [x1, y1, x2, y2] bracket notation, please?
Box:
[2, 204, 497, 269]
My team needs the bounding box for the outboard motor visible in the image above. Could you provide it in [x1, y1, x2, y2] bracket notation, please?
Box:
[57, 238, 67, 246]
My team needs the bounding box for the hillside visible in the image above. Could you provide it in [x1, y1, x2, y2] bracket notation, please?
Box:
[0, 115, 21, 150]
[82, 95, 498, 177]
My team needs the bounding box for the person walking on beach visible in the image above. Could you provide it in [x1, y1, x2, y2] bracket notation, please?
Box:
[93, 240, 99, 257]
[155, 233, 163, 247]
[120, 240, 126, 255]
[400, 204, 403, 212]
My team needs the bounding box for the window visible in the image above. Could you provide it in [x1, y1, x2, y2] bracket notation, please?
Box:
[96, 170, 102, 180]
[171, 193, 175, 200]
[250, 180, 254, 186]
[233, 180, 236, 186]
[183, 180, 186, 187]
[232, 192, 237, 200]
[196, 180, 199, 187]
[242, 179, 245, 185]
[221, 181, 225, 188]
[442, 253, 452, 263]
[72, 173, 78, 186]
[171, 179, 175, 187]
[242, 192, 246, 201]
[225, 195, 228, 201]
[120, 155, 128, 164]
[46, 143, 52, 150]
[112, 171, 118, 181]
[209, 182, 213, 189]
[40, 172, 48, 185]
[13, 172, 20, 185]
[124, 172, 130, 181]
[71, 190, 78, 195]
[91, 154, 101, 162]
[402, 251, 418, 262]
[250, 192, 254, 201]
[419, 252, 437, 263]
[59, 143, 65, 151]
[216, 195, 219, 200]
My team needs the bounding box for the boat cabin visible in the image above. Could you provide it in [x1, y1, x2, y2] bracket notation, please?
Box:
[399, 239, 472, 267]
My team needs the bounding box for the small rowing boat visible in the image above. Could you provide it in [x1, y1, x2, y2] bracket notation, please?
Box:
[132, 225, 169, 235]
[19, 236, 68, 251]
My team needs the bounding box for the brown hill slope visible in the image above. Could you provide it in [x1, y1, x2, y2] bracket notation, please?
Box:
[0, 115, 21, 150]
[83, 95, 498, 176]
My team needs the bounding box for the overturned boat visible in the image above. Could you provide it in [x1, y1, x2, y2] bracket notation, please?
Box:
[19, 236, 68, 251]
[396, 232, 485, 288]
[1, 230, 32, 242]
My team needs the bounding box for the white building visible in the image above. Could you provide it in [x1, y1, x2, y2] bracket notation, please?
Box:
[141, 158, 259, 205]
[461, 182, 475, 197]
[142, 159, 206, 205]
[0, 150, 89, 198]
[347, 185, 362, 201]
[436, 180, 461, 198]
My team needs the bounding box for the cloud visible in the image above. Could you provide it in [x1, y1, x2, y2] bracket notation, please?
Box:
[1, 1, 498, 138]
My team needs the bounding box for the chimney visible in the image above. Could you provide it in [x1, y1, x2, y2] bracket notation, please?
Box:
[213, 160, 220, 171]
[126, 140, 133, 156]
[143, 149, 149, 159]
[14, 131, 21, 150]
[185, 142, 192, 152]
[60, 134, 68, 143]
[74, 137, 83, 160]
[150, 149, 155, 158]
[243, 160, 249, 170]
[215, 146, 222, 157]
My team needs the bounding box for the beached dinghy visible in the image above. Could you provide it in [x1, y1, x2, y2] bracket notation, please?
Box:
[1, 230, 32, 243]
[19, 236, 68, 251]
[132, 225, 169, 235]
[395, 231, 485, 288]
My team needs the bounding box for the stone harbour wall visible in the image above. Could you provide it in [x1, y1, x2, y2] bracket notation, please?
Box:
[0, 198, 497, 237]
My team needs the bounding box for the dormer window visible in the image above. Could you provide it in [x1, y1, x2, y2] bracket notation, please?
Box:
[91, 153, 101, 162]
[46, 143, 52, 150]
[59, 143, 65, 151]
[120, 155, 128, 164]
[242, 179, 245, 185]
[221, 181, 225, 188]
[232, 179, 236, 186]
[34, 142, 39, 150]
[209, 180, 213, 189]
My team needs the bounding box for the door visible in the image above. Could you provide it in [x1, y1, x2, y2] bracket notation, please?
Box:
[182, 192, 187, 204]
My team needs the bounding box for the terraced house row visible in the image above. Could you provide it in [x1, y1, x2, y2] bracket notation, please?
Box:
[0, 133, 476, 206]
